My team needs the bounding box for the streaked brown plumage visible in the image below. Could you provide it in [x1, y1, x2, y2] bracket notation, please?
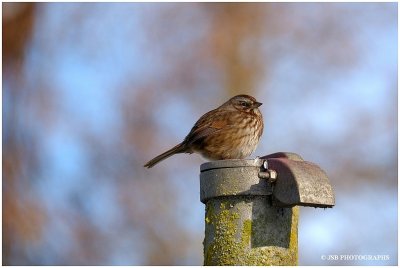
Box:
[144, 94, 264, 168]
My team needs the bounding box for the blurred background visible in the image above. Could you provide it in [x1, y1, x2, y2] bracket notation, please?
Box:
[3, 2, 397, 265]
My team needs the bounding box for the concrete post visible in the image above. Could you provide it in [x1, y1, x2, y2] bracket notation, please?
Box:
[200, 159, 299, 266]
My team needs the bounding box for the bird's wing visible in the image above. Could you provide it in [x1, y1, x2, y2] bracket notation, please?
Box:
[185, 110, 234, 144]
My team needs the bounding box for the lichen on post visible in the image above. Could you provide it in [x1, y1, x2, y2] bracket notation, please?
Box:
[203, 197, 298, 266]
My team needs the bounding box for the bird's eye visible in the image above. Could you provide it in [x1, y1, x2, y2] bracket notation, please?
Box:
[240, 101, 250, 107]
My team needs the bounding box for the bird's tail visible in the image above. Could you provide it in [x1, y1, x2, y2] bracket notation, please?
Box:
[144, 143, 187, 168]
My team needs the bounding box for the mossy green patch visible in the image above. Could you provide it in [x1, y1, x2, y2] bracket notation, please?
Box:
[242, 219, 252, 246]
[204, 198, 298, 266]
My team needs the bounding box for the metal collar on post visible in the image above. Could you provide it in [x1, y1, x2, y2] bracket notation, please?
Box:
[200, 158, 272, 203]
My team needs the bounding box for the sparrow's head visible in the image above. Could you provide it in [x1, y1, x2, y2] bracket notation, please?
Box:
[228, 94, 262, 112]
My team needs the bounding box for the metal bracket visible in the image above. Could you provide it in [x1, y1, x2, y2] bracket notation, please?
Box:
[260, 152, 335, 208]
[200, 152, 335, 209]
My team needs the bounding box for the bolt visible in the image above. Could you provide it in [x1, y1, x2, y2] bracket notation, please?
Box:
[268, 169, 277, 182]
[258, 169, 277, 183]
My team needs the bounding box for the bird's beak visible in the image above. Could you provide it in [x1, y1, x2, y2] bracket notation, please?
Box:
[253, 102, 262, 108]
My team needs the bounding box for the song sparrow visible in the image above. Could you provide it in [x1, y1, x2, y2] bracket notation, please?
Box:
[144, 94, 264, 168]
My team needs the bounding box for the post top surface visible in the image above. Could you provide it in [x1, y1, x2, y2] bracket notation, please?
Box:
[200, 158, 264, 172]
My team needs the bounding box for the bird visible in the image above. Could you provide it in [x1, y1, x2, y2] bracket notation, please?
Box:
[144, 94, 264, 168]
